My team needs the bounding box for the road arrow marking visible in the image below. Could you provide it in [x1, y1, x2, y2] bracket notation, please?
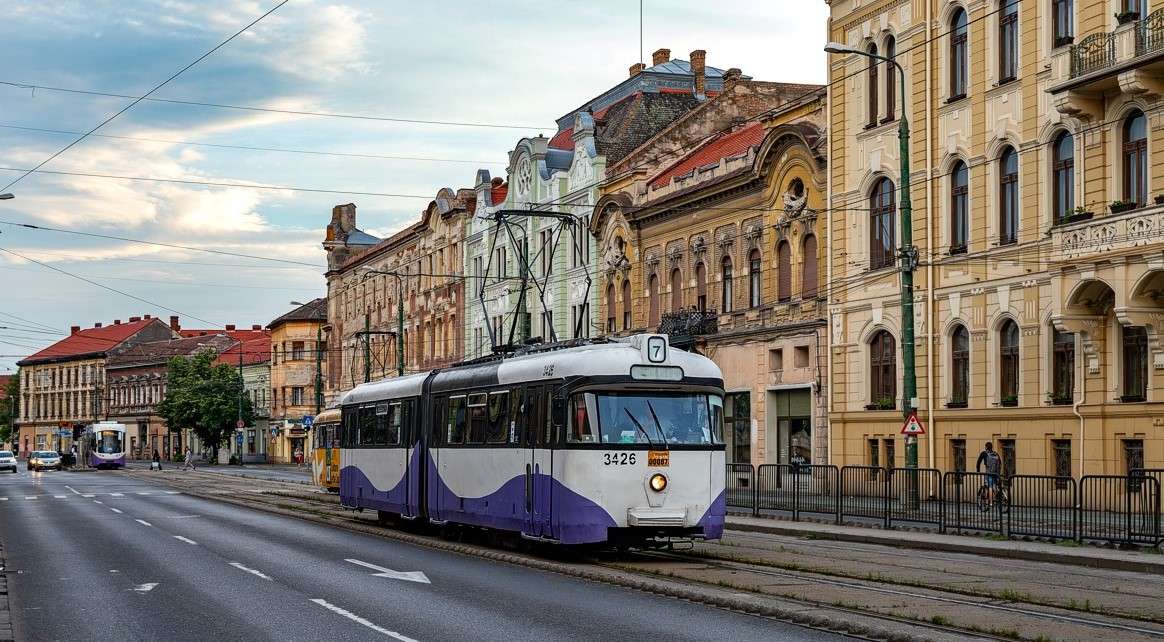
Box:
[229, 562, 272, 581]
[135, 519, 152, 527]
[130, 583, 158, 592]
[345, 558, 430, 584]
[173, 536, 197, 545]
[310, 599, 417, 642]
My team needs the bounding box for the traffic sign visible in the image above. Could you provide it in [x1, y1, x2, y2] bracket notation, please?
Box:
[302, 415, 314, 427]
[235, 433, 244, 445]
[901, 411, 926, 436]
[236, 419, 246, 430]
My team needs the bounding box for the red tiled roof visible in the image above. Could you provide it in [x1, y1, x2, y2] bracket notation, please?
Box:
[548, 128, 574, 150]
[216, 335, 271, 367]
[180, 328, 268, 342]
[490, 182, 509, 205]
[19, 318, 157, 364]
[648, 122, 764, 189]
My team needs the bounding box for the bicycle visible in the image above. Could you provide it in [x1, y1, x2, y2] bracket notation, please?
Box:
[977, 478, 1009, 513]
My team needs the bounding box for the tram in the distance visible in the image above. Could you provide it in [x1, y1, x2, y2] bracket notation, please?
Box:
[84, 421, 127, 469]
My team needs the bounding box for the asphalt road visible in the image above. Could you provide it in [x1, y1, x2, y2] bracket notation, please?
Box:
[0, 468, 847, 641]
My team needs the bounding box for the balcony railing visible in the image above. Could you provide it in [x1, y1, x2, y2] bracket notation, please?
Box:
[1071, 31, 1116, 77]
[1068, 9, 1164, 79]
[1139, 8, 1164, 56]
[657, 308, 718, 337]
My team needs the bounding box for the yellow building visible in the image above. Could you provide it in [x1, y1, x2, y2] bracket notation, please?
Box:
[268, 299, 326, 464]
[595, 77, 828, 467]
[825, 0, 1164, 475]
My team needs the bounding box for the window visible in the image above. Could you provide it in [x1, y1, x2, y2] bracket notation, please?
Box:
[1124, 0, 1143, 16]
[720, 257, 733, 312]
[1125, 437, 1145, 476]
[572, 218, 591, 268]
[870, 330, 897, 408]
[486, 392, 508, 444]
[696, 262, 708, 311]
[951, 438, 967, 472]
[468, 394, 487, 443]
[748, 249, 762, 307]
[802, 235, 818, 299]
[606, 283, 616, 333]
[951, 324, 970, 407]
[999, 0, 1018, 83]
[1053, 0, 1073, 46]
[648, 274, 660, 327]
[724, 392, 751, 464]
[359, 405, 376, 446]
[291, 387, 304, 406]
[884, 37, 896, 122]
[883, 438, 896, 470]
[670, 268, 683, 311]
[950, 9, 968, 98]
[999, 320, 1020, 405]
[446, 397, 466, 444]
[572, 303, 590, 339]
[1122, 325, 1148, 401]
[539, 229, 552, 277]
[950, 160, 968, 253]
[868, 439, 881, 469]
[1052, 439, 1072, 482]
[794, 345, 810, 368]
[621, 279, 632, 330]
[776, 241, 791, 302]
[769, 348, 783, 372]
[870, 177, 896, 270]
[999, 146, 1018, 245]
[1123, 110, 1148, 207]
[1053, 132, 1075, 223]
[867, 43, 879, 126]
[541, 309, 554, 341]
[1052, 330, 1075, 404]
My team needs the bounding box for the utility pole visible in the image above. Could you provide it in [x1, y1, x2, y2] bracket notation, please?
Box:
[363, 312, 371, 383]
[356, 268, 406, 377]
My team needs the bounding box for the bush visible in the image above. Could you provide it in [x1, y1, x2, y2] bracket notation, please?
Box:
[228, 455, 241, 466]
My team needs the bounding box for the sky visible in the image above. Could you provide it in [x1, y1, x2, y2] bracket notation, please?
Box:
[0, 0, 829, 372]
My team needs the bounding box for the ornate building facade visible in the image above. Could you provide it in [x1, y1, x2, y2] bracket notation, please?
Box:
[595, 81, 827, 467]
[825, 0, 1164, 475]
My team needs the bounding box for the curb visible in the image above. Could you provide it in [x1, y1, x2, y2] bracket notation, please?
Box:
[726, 518, 1164, 575]
[0, 541, 12, 642]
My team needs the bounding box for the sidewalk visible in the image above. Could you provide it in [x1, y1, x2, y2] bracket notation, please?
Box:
[725, 513, 1164, 574]
[125, 460, 315, 486]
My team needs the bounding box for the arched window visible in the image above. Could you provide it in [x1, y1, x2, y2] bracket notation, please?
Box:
[648, 273, 660, 327]
[999, 146, 1019, 245]
[748, 249, 762, 307]
[777, 241, 792, 302]
[884, 36, 896, 121]
[950, 9, 968, 98]
[695, 262, 708, 311]
[1053, 0, 1073, 46]
[999, 319, 1020, 405]
[670, 268, 683, 311]
[870, 177, 896, 270]
[605, 283, 616, 333]
[951, 160, 969, 253]
[867, 43, 879, 126]
[999, 0, 1018, 83]
[1123, 110, 1148, 207]
[802, 235, 819, 299]
[950, 325, 969, 407]
[621, 279, 632, 331]
[870, 330, 897, 408]
[721, 256, 734, 313]
[1053, 131, 1075, 223]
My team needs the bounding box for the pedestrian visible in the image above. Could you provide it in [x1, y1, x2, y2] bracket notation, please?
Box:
[976, 441, 1002, 508]
[152, 449, 162, 471]
[294, 446, 303, 467]
[182, 447, 195, 471]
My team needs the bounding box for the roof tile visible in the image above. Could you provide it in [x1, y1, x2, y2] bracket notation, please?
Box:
[648, 122, 765, 188]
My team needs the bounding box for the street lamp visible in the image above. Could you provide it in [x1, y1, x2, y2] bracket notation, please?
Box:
[356, 267, 406, 378]
[826, 41, 920, 496]
[0, 194, 14, 200]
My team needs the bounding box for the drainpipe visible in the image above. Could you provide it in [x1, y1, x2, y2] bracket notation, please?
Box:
[825, 61, 834, 467]
[924, 0, 936, 469]
[1072, 335, 1085, 477]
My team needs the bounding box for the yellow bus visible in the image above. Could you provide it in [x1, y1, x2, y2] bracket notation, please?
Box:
[311, 407, 342, 492]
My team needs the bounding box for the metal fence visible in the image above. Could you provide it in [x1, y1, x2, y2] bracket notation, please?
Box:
[727, 463, 1164, 547]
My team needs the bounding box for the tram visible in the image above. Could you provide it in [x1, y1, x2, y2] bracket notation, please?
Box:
[339, 334, 726, 547]
[311, 406, 343, 492]
[85, 421, 127, 469]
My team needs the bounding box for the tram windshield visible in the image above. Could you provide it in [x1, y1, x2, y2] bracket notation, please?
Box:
[97, 430, 123, 454]
[570, 392, 724, 445]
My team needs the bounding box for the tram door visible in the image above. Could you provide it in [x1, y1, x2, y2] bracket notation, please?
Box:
[526, 386, 553, 538]
[402, 398, 419, 519]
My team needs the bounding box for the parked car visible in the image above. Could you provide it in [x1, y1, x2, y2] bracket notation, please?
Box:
[0, 450, 16, 473]
[28, 451, 61, 472]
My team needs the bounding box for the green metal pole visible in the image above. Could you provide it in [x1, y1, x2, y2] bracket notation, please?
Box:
[894, 60, 920, 509]
[396, 274, 405, 376]
[315, 324, 323, 414]
[363, 312, 371, 383]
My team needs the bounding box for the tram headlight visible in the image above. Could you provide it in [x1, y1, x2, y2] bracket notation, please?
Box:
[649, 473, 668, 493]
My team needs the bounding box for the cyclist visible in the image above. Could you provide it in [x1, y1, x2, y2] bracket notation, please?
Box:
[976, 441, 1002, 509]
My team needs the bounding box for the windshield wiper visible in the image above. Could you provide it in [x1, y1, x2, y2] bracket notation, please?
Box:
[645, 400, 670, 450]
[623, 408, 660, 449]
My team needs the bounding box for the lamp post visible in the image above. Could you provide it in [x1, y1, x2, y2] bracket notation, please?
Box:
[0, 194, 14, 200]
[825, 42, 919, 504]
[356, 267, 405, 377]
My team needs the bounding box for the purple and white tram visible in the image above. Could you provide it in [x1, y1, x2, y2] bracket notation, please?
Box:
[86, 421, 127, 469]
[339, 334, 726, 546]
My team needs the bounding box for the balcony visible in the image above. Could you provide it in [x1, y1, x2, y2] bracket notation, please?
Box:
[657, 308, 718, 338]
[1050, 9, 1164, 115]
[1050, 200, 1164, 262]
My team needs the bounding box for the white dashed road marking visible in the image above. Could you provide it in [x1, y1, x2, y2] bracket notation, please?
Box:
[82, 494, 94, 498]
[110, 493, 124, 497]
[64, 485, 81, 495]
[229, 562, 272, 581]
[310, 599, 417, 642]
[25, 496, 36, 500]
[135, 519, 152, 527]
[109, 507, 123, 514]
[93, 500, 104, 505]
[173, 536, 197, 545]
[53, 495, 67, 499]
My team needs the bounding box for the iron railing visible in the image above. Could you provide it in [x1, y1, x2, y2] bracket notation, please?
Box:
[727, 464, 1163, 547]
[657, 308, 718, 336]
[1137, 8, 1164, 57]
[1070, 31, 1116, 78]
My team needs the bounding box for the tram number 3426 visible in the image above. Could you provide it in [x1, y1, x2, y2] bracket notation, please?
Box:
[603, 452, 637, 466]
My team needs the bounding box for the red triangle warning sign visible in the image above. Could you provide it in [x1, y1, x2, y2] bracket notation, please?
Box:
[901, 411, 926, 436]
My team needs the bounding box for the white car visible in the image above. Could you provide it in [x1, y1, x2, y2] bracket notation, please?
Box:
[0, 450, 16, 473]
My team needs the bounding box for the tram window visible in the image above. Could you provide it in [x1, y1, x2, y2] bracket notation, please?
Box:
[374, 404, 390, 445]
[468, 394, 488, 444]
[509, 389, 525, 445]
[486, 392, 509, 444]
[386, 402, 402, 445]
[568, 394, 598, 443]
[546, 392, 560, 446]
[359, 406, 377, 447]
[447, 397, 466, 444]
[342, 409, 358, 447]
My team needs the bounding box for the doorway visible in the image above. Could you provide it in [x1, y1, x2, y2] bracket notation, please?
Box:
[766, 388, 812, 465]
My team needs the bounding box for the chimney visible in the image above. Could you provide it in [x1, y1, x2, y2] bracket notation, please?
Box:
[94, 322, 103, 328]
[252, 324, 262, 331]
[144, 314, 151, 320]
[70, 325, 80, 335]
[723, 67, 743, 92]
[332, 203, 356, 233]
[129, 316, 141, 322]
[169, 315, 180, 331]
[226, 324, 236, 331]
[690, 49, 707, 97]
[113, 319, 121, 325]
[652, 48, 671, 66]
[629, 62, 645, 77]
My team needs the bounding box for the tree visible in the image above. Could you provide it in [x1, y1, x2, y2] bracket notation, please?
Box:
[156, 352, 253, 462]
[0, 373, 19, 449]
